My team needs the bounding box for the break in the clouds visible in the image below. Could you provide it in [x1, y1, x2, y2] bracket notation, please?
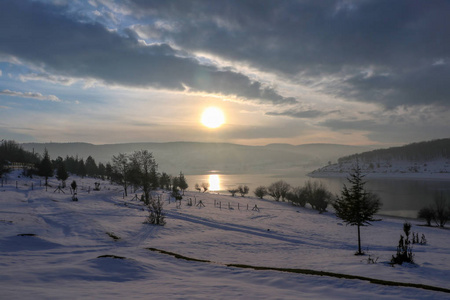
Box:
[0, 0, 295, 105]
[0, 89, 61, 102]
[127, 0, 450, 108]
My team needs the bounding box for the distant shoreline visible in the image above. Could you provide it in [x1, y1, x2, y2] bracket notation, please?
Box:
[308, 171, 450, 181]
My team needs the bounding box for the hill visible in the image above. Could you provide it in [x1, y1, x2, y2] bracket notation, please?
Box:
[1, 170, 449, 298]
[309, 139, 450, 178]
[21, 142, 370, 175]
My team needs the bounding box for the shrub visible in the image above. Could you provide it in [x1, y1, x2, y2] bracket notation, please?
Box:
[146, 197, 165, 225]
[238, 185, 249, 197]
[432, 193, 449, 228]
[267, 180, 291, 201]
[304, 181, 332, 213]
[253, 186, 267, 199]
[286, 186, 308, 207]
[417, 207, 434, 226]
[228, 188, 239, 197]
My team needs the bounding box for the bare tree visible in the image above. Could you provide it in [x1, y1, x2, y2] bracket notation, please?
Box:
[228, 188, 239, 197]
[238, 185, 249, 197]
[286, 186, 308, 207]
[129, 150, 158, 204]
[267, 180, 291, 201]
[111, 153, 130, 196]
[304, 181, 332, 213]
[432, 192, 449, 227]
[253, 186, 268, 199]
[146, 196, 165, 225]
[201, 182, 210, 193]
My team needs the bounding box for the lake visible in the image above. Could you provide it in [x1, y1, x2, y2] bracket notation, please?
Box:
[186, 171, 450, 219]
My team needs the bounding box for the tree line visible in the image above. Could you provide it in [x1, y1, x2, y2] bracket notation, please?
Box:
[338, 138, 450, 164]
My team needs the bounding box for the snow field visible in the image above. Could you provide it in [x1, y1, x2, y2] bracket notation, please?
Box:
[1, 170, 449, 299]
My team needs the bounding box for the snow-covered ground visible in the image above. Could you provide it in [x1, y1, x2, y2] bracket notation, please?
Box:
[1, 170, 450, 299]
[309, 158, 450, 179]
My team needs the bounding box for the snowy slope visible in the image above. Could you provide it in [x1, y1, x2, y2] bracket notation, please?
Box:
[1, 170, 449, 299]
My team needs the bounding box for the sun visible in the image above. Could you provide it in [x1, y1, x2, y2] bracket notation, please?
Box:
[201, 107, 225, 128]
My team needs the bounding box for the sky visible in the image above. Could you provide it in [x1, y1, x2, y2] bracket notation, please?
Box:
[0, 0, 449, 146]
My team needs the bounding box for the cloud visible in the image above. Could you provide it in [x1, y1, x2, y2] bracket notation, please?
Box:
[0, 0, 296, 105]
[266, 109, 335, 119]
[0, 89, 61, 102]
[18, 73, 77, 85]
[126, 0, 450, 108]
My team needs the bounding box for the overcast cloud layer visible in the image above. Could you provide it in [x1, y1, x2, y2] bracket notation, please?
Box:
[126, 0, 450, 108]
[0, 0, 449, 145]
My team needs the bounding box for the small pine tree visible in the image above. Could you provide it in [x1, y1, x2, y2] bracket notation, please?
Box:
[391, 222, 414, 265]
[56, 162, 68, 188]
[38, 149, 53, 186]
[333, 161, 381, 255]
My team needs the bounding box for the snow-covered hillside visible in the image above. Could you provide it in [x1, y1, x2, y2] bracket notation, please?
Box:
[309, 158, 450, 179]
[1, 170, 450, 299]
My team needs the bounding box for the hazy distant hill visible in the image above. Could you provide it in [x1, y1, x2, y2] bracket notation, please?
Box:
[21, 142, 369, 175]
[309, 138, 450, 178]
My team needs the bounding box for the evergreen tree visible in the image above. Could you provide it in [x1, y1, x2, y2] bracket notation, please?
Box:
[333, 162, 382, 255]
[38, 149, 53, 186]
[178, 172, 188, 195]
[77, 158, 87, 178]
[85, 156, 98, 177]
[159, 172, 172, 190]
[56, 161, 69, 187]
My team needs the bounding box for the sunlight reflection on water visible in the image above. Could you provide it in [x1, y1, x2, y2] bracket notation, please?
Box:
[209, 174, 220, 191]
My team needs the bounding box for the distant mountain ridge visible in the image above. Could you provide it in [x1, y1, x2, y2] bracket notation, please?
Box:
[21, 141, 370, 175]
[309, 138, 450, 178]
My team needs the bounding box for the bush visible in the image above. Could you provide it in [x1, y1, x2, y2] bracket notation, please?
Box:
[228, 188, 239, 197]
[432, 193, 449, 228]
[418, 193, 450, 227]
[267, 180, 291, 201]
[253, 186, 267, 199]
[417, 207, 434, 226]
[303, 181, 332, 213]
[238, 185, 249, 197]
[286, 186, 308, 207]
[146, 197, 165, 225]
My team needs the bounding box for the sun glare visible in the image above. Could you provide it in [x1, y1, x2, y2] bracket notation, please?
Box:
[201, 107, 225, 128]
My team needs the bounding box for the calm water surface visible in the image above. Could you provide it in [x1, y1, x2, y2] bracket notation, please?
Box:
[186, 172, 450, 219]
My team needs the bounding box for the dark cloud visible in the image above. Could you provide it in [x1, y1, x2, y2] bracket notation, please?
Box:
[127, 0, 450, 107]
[0, 0, 295, 104]
[266, 109, 334, 119]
